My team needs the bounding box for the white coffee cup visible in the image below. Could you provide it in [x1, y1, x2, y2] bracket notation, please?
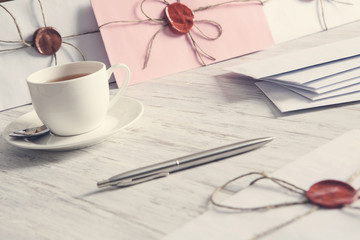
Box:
[27, 61, 130, 136]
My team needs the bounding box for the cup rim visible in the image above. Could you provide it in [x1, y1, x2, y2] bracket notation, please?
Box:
[27, 61, 105, 85]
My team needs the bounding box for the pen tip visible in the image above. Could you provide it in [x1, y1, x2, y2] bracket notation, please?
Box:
[263, 137, 275, 142]
[97, 179, 110, 188]
[257, 137, 274, 146]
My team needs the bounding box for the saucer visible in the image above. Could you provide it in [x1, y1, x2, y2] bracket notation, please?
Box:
[3, 96, 143, 151]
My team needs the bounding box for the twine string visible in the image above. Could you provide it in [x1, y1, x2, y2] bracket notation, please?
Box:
[187, 20, 223, 65]
[210, 169, 360, 239]
[98, 0, 167, 29]
[346, 192, 360, 210]
[36, 0, 58, 61]
[250, 176, 306, 195]
[347, 169, 360, 184]
[98, 0, 168, 68]
[193, 0, 264, 12]
[0, 0, 92, 62]
[0, 45, 29, 53]
[252, 169, 360, 239]
[144, 26, 166, 69]
[250, 206, 319, 240]
[100, 0, 247, 67]
[53, 53, 57, 65]
[140, 0, 168, 23]
[345, 169, 360, 211]
[63, 41, 86, 61]
[0, 4, 31, 47]
[99, 19, 162, 29]
[36, 0, 88, 63]
[36, 0, 99, 41]
[210, 172, 309, 211]
[193, 20, 223, 40]
[0, 0, 95, 61]
[348, 205, 360, 210]
[37, 0, 47, 27]
[319, 0, 329, 30]
[189, 0, 263, 64]
[318, 0, 353, 31]
[188, 31, 217, 66]
[62, 30, 100, 39]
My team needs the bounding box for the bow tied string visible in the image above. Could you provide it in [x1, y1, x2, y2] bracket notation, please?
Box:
[99, 0, 264, 68]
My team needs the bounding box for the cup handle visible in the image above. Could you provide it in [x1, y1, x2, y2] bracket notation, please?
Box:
[106, 63, 130, 109]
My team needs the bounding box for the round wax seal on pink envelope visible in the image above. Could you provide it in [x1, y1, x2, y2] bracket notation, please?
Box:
[165, 2, 194, 34]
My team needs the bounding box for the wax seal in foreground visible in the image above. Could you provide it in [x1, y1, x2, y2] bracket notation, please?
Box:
[33, 27, 62, 55]
[165, 2, 194, 34]
[306, 180, 358, 208]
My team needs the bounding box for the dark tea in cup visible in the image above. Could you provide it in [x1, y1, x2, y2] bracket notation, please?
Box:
[49, 73, 89, 82]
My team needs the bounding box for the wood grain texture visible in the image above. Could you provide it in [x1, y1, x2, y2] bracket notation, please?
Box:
[1, 21, 360, 240]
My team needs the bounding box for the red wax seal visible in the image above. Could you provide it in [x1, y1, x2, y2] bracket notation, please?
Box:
[33, 27, 62, 55]
[165, 2, 194, 34]
[306, 180, 358, 208]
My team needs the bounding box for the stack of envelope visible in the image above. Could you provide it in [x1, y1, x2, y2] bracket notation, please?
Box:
[226, 37, 360, 112]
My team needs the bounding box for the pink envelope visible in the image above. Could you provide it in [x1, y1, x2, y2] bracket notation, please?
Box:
[91, 0, 274, 86]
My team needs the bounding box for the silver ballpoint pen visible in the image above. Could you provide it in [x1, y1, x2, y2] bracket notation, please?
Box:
[97, 137, 274, 188]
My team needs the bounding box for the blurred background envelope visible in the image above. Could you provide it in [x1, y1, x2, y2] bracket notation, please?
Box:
[263, 0, 360, 43]
[91, 0, 274, 86]
[0, 0, 109, 112]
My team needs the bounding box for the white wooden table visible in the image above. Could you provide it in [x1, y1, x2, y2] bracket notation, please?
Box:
[1, 21, 360, 240]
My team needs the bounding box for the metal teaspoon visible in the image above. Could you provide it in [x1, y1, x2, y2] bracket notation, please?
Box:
[9, 125, 50, 138]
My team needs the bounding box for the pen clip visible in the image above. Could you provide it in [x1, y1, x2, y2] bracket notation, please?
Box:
[115, 172, 170, 187]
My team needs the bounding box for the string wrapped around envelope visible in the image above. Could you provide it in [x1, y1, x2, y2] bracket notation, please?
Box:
[210, 171, 360, 240]
[0, 0, 99, 65]
[312, 0, 353, 30]
[99, 0, 266, 69]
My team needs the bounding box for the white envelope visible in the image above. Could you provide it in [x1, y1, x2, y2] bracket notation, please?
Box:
[267, 68, 360, 93]
[225, 36, 360, 79]
[162, 129, 360, 240]
[285, 82, 360, 101]
[305, 68, 360, 91]
[0, 0, 109, 112]
[255, 81, 360, 112]
[262, 55, 360, 85]
[263, 0, 360, 43]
